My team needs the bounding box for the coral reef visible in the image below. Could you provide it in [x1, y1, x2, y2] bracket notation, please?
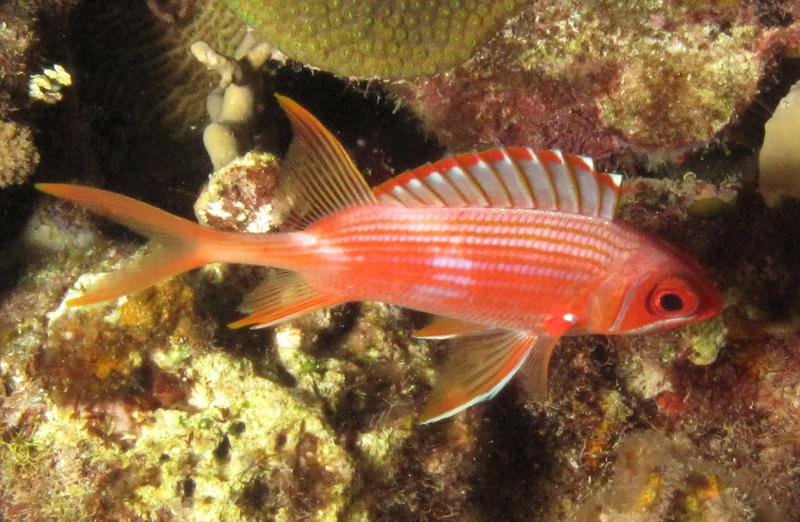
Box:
[4, 0, 800, 521]
[228, 0, 524, 79]
[394, 0, 800, 159]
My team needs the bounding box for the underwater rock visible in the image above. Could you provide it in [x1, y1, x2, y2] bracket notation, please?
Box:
[759, 79, 800, 207]
[395, 0, 795, 159]
[194, 151, 282, 232]
[1, 349, 355, 520]
[39, 266, 200, 405]
[571, 430, 761, 521]
[130, 352, 354, 521]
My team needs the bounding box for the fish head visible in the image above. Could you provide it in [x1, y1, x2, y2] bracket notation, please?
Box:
[587, 238, 722, 335]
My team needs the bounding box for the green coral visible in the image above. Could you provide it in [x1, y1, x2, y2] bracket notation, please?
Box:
[228, 0, 524, 78]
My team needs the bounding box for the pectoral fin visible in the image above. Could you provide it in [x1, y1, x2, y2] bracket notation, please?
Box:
[419, 330, 538, 424]
[514, 312, 577, 401]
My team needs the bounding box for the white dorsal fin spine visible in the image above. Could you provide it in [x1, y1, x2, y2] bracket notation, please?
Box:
[374, 148, 623, 220]
[275, 95, 376, 229]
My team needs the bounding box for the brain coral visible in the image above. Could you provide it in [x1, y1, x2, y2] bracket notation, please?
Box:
[73, 0, 246, 136]
[228, 0, 523, 78]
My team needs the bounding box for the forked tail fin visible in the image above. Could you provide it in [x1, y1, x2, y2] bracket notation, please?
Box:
[36, 183, 229, 306]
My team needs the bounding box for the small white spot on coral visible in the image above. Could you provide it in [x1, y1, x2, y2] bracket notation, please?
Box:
[245, 204, 276, 233]
[206, 200, 232, 220]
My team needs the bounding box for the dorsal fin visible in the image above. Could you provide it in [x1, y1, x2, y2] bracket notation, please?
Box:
[373, 147, 622, 219]
[274, 95, 377, 228]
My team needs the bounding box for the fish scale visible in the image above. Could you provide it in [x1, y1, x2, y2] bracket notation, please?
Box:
[36, 95, 722, 423]
[297, 206, 639, 331]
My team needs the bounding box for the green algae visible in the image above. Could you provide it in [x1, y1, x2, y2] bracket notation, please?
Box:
[228, 0, 523, 78]
[682, 317, 727, 366]
[130, 352, 353, 521]
[1, 350, 354, 521]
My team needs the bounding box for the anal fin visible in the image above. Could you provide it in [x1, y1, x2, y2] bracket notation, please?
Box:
[414, 316, 487, 339]
[229, 270, 342, 329]
[419, 330, 538, 424]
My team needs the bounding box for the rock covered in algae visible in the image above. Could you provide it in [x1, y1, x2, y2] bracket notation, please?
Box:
[571, 430, 762, 521]
[228, 0, 524, 78]
[1, 203, 355, 519]
[194, 151, 282, 232]
[2, 348, 355, 520]
[2, 185, 483, 520]
[0, 120, 39, 187]
[396, 0, 799, 159]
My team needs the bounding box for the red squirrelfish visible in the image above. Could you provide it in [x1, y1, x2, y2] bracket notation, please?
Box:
[37, 96, 722, 423]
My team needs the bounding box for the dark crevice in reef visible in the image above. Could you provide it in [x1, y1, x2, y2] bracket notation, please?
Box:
[470, 386, 552, 521]
[266, 65, 445, 186]
[727, 57, 800, 150]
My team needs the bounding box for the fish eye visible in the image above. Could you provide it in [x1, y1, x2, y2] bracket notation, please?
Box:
[658, 292, 684, 312]
[647, 277, 699, 317]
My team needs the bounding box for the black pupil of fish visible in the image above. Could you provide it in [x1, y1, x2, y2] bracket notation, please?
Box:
[658, 293, 684, 312]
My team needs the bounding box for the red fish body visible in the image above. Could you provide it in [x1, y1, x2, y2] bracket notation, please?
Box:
[37, 96, 722, 423]
[305, 206, 646, 332]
